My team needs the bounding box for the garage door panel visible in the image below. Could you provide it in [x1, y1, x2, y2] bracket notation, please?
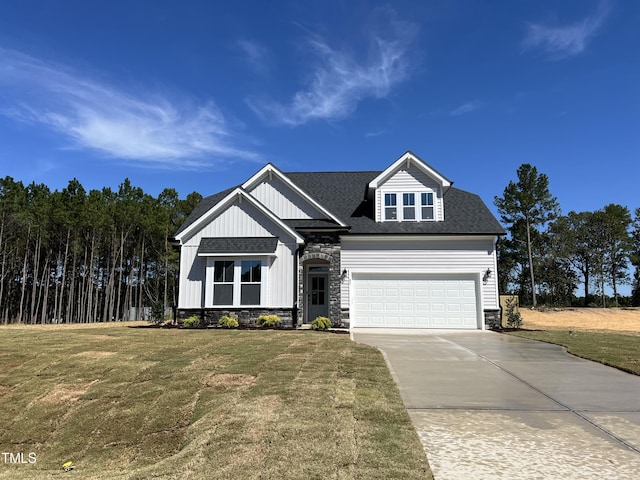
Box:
[352, 274, 479, 329]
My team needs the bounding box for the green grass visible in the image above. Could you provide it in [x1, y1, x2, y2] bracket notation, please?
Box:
[0, 325, 432, 479]
[507, 330, 640, 375]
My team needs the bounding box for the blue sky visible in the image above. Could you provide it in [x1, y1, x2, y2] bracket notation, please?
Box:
[0, 0, 638, 223]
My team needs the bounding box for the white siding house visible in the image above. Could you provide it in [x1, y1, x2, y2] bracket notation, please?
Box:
[173, 151, 504, 329]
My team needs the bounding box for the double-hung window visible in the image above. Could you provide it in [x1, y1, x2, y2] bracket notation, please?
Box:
[403, 193, 416, 220]
[240, 260, 261, 305]
[421, 192, 434, 220]
[213, 260, 234, 305]
[384, 193, 397, 220]
[212, 259, 263, 306]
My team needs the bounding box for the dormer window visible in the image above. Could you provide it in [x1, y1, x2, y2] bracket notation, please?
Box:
[403, 193, 416, 220]
[384, 193, 397, 220]
[369, 151, 451, 223]
[421, 192, 434, 220]
[381, 190, 438, 222]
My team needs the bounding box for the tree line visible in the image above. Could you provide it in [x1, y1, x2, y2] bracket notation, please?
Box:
[495, 164, 640, 307]
[0, 176, 201, 324]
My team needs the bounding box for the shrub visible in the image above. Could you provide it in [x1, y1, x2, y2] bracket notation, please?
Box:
[311, 316, 332, 331]
[257, 315, 281, 328]
[218, 315, 239, 329]
[149, 301, 166, 325]
[182, 315, 201, 329]
[505, 297, 522, 329]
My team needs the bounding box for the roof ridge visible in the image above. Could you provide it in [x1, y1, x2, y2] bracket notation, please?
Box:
[284, 170, 382, 175]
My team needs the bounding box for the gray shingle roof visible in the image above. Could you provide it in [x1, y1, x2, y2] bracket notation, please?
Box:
[197, 237, 279, 254]
[282, 219, 344, 230]
[284, 171, 505, 235]
[175, 169, 505, 238]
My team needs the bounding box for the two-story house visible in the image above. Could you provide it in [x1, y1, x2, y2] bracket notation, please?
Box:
[173, 151, 504, 329]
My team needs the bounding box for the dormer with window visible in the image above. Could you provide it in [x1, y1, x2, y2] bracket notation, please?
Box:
[369, 151, 452, 223]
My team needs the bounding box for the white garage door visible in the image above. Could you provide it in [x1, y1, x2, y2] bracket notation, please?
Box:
[352, 274, 480, 328]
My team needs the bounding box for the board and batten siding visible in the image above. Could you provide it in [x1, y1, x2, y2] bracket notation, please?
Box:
[247, 176, 325, 220]
[178, 246, 205, 309]
[375, 165, 444, 222]
[340, 236, 499, 311]
[187, 200, 294, 241]
[177, 197, 298, 309]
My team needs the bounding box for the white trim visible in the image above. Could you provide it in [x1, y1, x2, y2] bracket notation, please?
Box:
[340, 234, 500, 243]
[206, 256, 269, 308]
[174, 187, 305, 245]
[241, 163, 347, 227]
[476, 271, 486, 331]
[198, 252, 277, 257]
[349, 271, 483, 329]
[368, 151, 452, 190]
[381, 190, 439, 222]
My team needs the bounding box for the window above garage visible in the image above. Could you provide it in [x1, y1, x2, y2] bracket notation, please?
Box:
[382, 191, 437, 222]
[369, 152, 451, 223]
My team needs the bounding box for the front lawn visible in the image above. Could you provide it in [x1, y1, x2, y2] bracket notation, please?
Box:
[507, 330, 640, 376]
[0, 325, 432, 479]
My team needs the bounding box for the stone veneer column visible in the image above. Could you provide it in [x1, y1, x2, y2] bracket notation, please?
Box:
[298, 232, 342, 326]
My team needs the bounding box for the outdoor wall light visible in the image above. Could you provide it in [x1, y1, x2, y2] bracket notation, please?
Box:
[340, 269, 349, 281]
[483, 268, 492, 283]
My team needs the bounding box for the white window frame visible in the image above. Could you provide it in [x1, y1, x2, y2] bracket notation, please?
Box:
[402, 193, 416, 220]
[421, 192, 435, 221]
[381, 190, 438, 222]
[212, 260, 235, 305]
[206, 257, 267, 307]
[240, 259, 262, 305]
[384, 193, 397, 220]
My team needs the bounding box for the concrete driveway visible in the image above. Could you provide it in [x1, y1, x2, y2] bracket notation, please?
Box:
[353, 330, 640, 480]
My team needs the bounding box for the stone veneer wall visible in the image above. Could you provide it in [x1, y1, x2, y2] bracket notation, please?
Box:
[177, 308, 295, 328]
[297, 232, 342, 327]
[484, 309, 501, 330]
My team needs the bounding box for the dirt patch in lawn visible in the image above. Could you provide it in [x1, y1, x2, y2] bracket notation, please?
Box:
[0, 385, 13, 396]
[183, 354, 227, 371]
[276, 353, 308, 360]
[73, 351, 117, 359]
[39, 381, 98, 405]
[521, 308, 640, 334]
[202, 373, 256, 390]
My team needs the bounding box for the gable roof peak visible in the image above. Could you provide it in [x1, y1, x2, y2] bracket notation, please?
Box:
[241, 162, 347, 227]
[368, 151, 453, 191]
[173, 186, 304, 245]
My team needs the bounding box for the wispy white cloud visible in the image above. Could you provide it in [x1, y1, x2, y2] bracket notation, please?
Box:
[0, 47, 259, 168]
[235, 39, 271, 76]
[246, 8, 417, 126]
[450, 101, 482, 117]
[364, 130, 386, 138]
[522, 1, 611, 59]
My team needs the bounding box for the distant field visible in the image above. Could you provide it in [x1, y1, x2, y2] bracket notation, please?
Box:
[0, 325, 431, 479]
[520, 307, 640, 335]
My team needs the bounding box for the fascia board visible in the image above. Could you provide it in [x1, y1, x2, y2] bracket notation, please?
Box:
[174, 187, 304, 245]
[368, 151, 453, 190]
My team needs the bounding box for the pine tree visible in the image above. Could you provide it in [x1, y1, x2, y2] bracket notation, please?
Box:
[495, 164, 560, 307]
